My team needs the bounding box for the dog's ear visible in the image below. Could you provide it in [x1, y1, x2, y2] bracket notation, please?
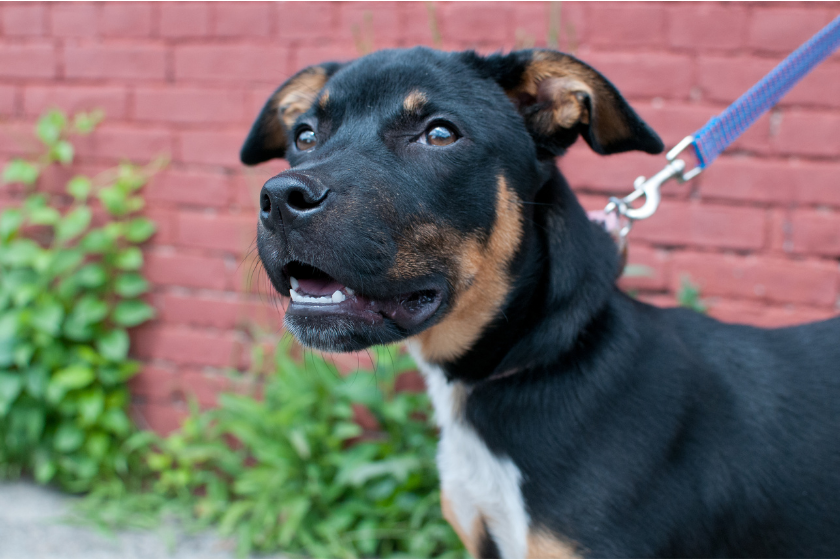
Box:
[467, 50, 663, 156]
[240, 62, 344, 165]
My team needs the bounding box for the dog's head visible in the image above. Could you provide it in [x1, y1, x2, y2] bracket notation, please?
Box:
[241, 47, 661, 360]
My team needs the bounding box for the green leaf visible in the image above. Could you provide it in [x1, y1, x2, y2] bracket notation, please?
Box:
[114, 273, 149, 298]
[70, 296, 108, 326]
[52, 140, 74, 164]
[55, 206, 92, 244]
[78, 388, 105, 426]
[33, 453, 57, 484]
[66, 176, 91, 201]
[0, 239, 41, 266]
[0, 208, 24, 241]
[112, 300, 155, 327]
[37, 110, 67, 146]
[54, 422, 85, 452]
[30, 301, 64, 336]
[76, 263, 107, 288]
[114, 247, 143, 270]
[2, 159, 39, 185]
[100, 408, 131, 436]
[73, 109, 103, 135]
[79, 228, 114, 253]
[29, 206, 61, 226]
[98, 186, 128, 216]
[52, 364, 95, 391]
[97, 329, 129, 361]
[0, 371, 23, 416]
[124, 217, 156, 243]
[24, 364, 49, 399]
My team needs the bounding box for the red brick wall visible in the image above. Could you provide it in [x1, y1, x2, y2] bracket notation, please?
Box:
[1, 2, 839, 432]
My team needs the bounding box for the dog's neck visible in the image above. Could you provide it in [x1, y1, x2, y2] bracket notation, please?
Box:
[440, 164, 622, 382]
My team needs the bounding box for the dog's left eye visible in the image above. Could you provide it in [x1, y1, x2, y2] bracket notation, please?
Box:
[295, 129, 317, 151]
[422, 125, 458, 147]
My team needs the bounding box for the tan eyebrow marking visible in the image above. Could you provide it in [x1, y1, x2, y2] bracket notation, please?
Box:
[403, 90, 428, 113]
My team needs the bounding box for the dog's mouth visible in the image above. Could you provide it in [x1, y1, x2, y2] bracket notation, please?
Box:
[282, 261, 443, 333]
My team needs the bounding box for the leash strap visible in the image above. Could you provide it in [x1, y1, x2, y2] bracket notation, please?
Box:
[597, 15, 840, 245]
[692, 14, 840, 169]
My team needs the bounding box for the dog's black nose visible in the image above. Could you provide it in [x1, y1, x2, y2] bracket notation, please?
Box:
[259, 173, 329, 230]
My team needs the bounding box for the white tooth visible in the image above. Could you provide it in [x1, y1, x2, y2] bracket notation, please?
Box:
[290, 277, 299, 289]
[332, 290, 346, 303]
[345, 287, 355, 295]
[290, 288, 301, 302]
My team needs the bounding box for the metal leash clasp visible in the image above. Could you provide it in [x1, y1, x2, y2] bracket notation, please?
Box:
[602, 135, 703, 244]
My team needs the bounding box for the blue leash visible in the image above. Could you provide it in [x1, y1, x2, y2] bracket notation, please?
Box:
[606, 14, 840, 227]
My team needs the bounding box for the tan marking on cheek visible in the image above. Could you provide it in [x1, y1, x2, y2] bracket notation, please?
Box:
[403, 89, 428, 113]
[389, 222, 460, 280]
[527, 529, 580, 559]
[441, 491, 488, 559]
[414, 175, 523, 363]
[318, 89, 330, 108]
[273, 66, 329, 129]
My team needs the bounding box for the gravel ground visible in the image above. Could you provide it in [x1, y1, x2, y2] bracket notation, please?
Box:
[0, 480, 236, 559]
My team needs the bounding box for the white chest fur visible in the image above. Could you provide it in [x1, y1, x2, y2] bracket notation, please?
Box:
[407, 342, 529, 559]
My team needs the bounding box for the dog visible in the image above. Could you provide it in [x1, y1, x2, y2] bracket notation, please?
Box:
[239, 47, 840, 558]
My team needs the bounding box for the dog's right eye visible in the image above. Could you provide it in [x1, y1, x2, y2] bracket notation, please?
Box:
[295, 129, 317, 151]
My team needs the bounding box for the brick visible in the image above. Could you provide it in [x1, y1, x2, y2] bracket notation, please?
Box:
[294, 44, 355, 71]
[129, 364, 178, 402]
[177, 130, 246, 167]
[73, 125, 174, 162]
[700, 157, 840, 207]
[667, 4, 747, 51]
[588, 3, 666, 48]
[160, 2, 210, 38]
[771, 111, 840, 158]
[632, 201, 766, 251]
[133, 325, 241, 368]
[135, 88, 245, 124]
[2, 3, 45, 36]
[174, 45, 291, 83]
[276, 1, 335, 42]
[0, 85, 16, 116]
[180, 369, 233, 408]
[399, 2, 442, 47]
[0, 43, 56, 78]
[337, 2, 402, 48]
[635, 104, 718, 148]
[784, 62, 840, 109]
[748, 8, 831, 54]
[101, 2, 152, 37]
[158, 293, 257, 330]
[50, 2, 98, 38]
[214, 2, 271, 37]
[23, 85, 127, 119]
[618, 244, 670, 292]
[131, 402, 187, 435]
[585, 53, 693, 100]
[670, 252, 837, 306]
[144, 251, 229, 290]
[145, 169, 232, 208]
[64, 45, 166, 80]
[512, 1, 586, 51]
[706, 298, 836, 329]
[439, 2, 514, 47]
[0, 122, 38, 156]
[783, 209, 840, 258]
[697, 56, 776, 104]
[177, 211, 255, 254]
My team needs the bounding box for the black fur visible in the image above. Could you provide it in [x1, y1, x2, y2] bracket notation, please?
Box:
[242, 47, 840, 557]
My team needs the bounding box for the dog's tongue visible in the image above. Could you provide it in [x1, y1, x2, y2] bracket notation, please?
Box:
[296, 277, 345, 297]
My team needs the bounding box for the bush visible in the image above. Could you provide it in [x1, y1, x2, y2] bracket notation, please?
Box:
[0, 109, 162, 491]
[81, 339, 465, 558]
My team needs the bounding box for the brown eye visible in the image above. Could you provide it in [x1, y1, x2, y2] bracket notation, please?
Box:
[425, 125, 457, 147]
[295, 129, 316, 151]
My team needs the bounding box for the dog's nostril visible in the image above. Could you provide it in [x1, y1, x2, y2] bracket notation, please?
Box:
[260, 193, 272, 214]
[287, 189, 323, 211]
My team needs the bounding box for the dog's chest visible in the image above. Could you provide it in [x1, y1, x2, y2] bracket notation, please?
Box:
[408, 343, 530, 558]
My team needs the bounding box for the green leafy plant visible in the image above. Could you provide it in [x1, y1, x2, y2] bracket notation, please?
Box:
[0, 109, 162, 492]
[677, 275, 708, 313]
[81, 338, 465, 558]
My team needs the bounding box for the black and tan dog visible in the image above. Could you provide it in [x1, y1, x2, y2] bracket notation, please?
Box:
[240, 47, 840, 558]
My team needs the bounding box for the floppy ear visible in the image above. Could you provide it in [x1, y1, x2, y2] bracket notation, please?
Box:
[240, 62, 344, 165]
[468, 49, 663, 156]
